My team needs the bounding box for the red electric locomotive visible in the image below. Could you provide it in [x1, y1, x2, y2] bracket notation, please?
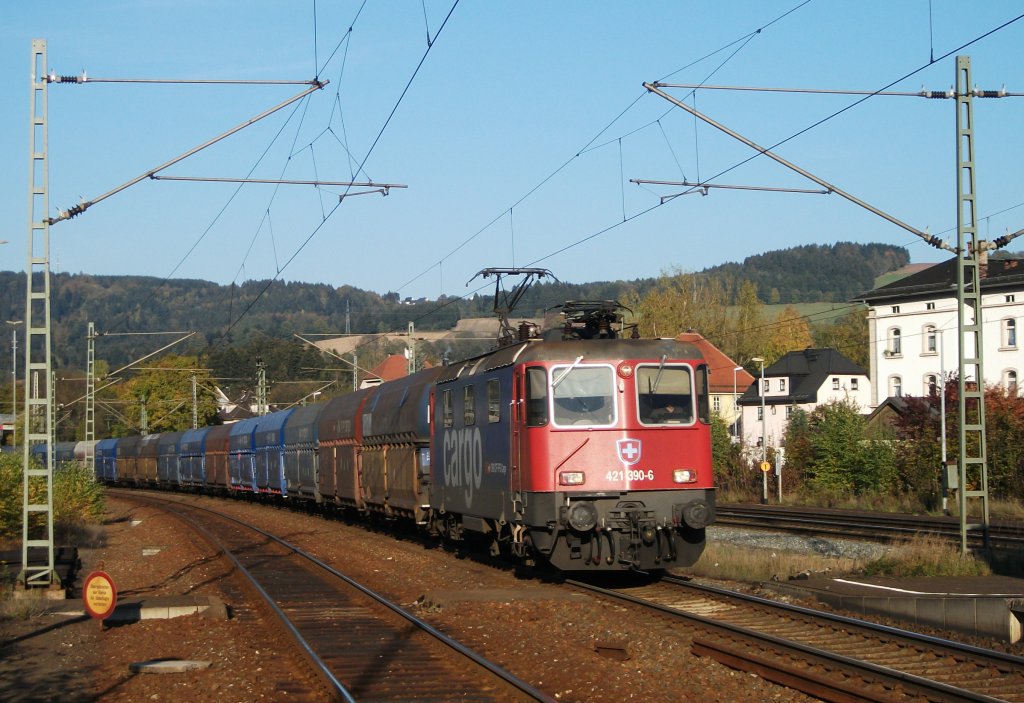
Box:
[428, 301, 715, 571]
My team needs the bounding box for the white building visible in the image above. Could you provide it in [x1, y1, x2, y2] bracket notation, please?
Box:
[737, 348, 872, 451]
[856, 258, 1024, 407]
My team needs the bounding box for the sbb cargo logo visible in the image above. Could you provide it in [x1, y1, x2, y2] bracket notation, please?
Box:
[616, 438, 642, 466]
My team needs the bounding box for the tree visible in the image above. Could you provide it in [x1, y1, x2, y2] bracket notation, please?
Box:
[806, 399, 867, 492]
[766, 305, 812, 362]
[636, 269, 731, 342]
[782, 407, 813, 494]
[709, 412, 756, 499]
[113, 355, 219, 434]
[813, 308, 869, 370]
[732, 280, 766, 365]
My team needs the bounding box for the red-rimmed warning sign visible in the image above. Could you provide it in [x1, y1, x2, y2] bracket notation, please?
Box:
[83, 571, 117, 621]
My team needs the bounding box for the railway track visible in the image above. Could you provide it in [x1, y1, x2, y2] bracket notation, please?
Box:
[120, 490, 552, 703]
[566, 574, 1024, 703]
[716, 504, 1024, 549]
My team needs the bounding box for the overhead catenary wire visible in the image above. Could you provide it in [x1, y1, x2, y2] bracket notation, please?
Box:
[390, 2, 809, 297]
[208, 0, 463, 351]
[522, 11, 1024, 276]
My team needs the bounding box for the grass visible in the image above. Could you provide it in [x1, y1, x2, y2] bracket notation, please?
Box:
[682, 532, 1001, 582]
[682, 541, 866, 582]
[861, 535, 992, 578]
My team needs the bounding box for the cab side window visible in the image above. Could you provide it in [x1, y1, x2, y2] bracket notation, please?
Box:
[526, 367, 548, 427]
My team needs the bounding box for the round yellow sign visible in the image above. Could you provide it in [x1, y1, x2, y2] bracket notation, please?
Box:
[759, 461, 772, 473]
[83, 571, 117, 619]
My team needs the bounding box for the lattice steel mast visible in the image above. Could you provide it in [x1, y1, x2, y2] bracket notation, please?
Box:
[20, 39, 57, 589]
[954, 56, 989, 550]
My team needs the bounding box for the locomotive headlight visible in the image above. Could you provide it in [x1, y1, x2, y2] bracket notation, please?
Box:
[617, 363, 633, 379]
[559, 471, 586, 486]
[673, 469, 697, 484]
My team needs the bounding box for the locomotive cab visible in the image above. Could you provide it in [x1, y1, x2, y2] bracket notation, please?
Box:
[430, 335, 715, 572]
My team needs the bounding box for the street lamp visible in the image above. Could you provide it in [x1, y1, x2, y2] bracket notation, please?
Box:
[731, 366, 744, 437]
[751, 356, 768, 504]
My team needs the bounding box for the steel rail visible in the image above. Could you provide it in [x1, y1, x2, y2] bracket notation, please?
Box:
[660, 575, 1024, 670]
[564, 576, 1024, 703]
[715, 505, 1024, 548]
[123, 491, 355, 701]
[122, 490, 553, 703]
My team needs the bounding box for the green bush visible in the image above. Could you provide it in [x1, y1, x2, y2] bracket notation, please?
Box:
[0, 453, 105, 541]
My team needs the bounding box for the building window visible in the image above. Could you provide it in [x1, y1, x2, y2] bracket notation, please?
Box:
[924, 325, 937, 354]
[832, 378, 840, 391]
[713, 395, 721, 412]
[888, 327, 902, 356]
[785, 406, 793, 419]
[925, 374, 938, 396]
[851, 378, 859, 391]
[889, 376, 903, 398]
[1007, 295, 1015, 303]
[1004, 369, 1018, 393]
[487, 379, 501, 423]
[891, 305, 900, 313]
[926, 302, 936, 310]
[463, 385, 475, 425]
[1002, 318, 1017, 348]
[779, 379, 786, 393]
[762, 379, 769, 393]
[756, 436, 764, 448]
[757, 406, 763, 421]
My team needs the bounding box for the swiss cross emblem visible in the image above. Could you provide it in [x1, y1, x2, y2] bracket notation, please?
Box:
[616, 439, 642, 466]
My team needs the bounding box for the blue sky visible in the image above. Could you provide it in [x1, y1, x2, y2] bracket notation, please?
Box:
[2, 2, 1023, 302]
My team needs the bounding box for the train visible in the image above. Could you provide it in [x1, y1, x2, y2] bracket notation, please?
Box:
[31, 305, 716, 572]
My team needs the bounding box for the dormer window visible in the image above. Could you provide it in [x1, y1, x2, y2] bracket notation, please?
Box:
[779, 379, 786, 393]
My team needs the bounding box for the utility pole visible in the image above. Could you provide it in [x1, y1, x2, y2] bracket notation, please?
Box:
[256, 356, 268, 416]
[191, 374, 198, 429]
[20, 39, 57, 590]
[407, 322, 416, 375]
[139, 395, 148, 434]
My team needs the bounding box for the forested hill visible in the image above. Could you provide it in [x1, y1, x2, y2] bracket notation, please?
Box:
[0, 241, 908, 368]
[700, 242, 909, 304]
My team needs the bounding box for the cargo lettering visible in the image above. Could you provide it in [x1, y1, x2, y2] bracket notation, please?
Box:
[442, 427, 483, 507]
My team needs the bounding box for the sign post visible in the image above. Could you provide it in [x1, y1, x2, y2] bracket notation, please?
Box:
[82, 570, 117, 629]
[760, 461, 771, 505]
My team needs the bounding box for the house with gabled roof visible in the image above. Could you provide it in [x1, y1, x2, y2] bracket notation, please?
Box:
[736, 348, 871, 452]
[854, 257, 1024, 407]
[675, 332, 753, 435]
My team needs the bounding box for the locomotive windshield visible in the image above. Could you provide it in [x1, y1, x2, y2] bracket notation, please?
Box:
[550, 364, 616, 427]
[637, 364, 694, 425]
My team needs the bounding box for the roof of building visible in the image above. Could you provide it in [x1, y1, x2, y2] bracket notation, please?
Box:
[865, 395, 940, 430]
[855, 257, 1024, 304]
[738, 347, 867, 406]
[368, 354, 410, 383]
[674, 332, 753, 393]
[364, 354, 436, 384]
